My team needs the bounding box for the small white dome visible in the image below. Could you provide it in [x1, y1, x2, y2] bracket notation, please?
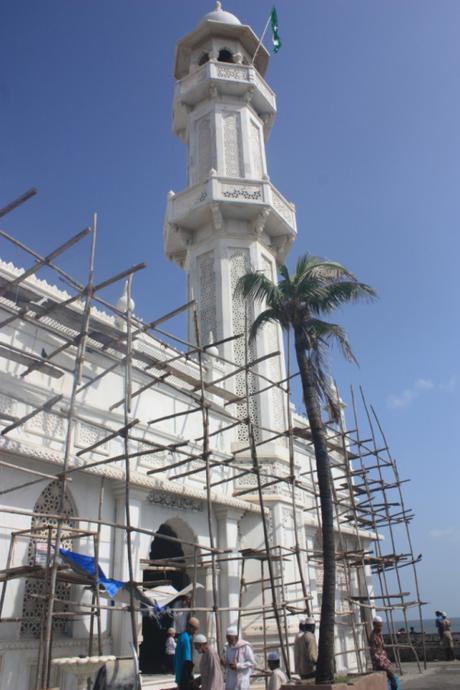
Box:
[116, 280, 135, 327]
[204, 1, 241, 26]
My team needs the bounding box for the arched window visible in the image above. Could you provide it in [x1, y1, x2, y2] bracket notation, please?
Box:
[198, 52, 209, 66]
[218, 48, 234, 64]
[20, 480, 76, 638]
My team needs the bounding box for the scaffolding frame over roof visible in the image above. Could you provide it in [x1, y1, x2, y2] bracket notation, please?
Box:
[0, 189, 426, 688]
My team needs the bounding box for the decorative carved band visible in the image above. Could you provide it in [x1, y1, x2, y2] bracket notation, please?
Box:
[146, 490, 203, 512]
[222, 186, 262, 201]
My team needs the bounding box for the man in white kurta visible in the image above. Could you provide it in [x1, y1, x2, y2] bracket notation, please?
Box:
[223, 626, 255, 690]
[267, 651, 287, 690]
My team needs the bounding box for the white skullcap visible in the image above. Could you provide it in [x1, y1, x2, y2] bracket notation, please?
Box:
[305, 617, 315, 625]
[373, 616, 383, 623]
[194, 633, 207, 644]
[167, 627, 176, 635]
[441, 611, 447, 617]
[267, 651, 280, 661]
[226, 625, 238, 636]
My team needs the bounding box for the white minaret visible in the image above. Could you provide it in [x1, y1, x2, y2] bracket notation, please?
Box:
[164, 2, 297, 440]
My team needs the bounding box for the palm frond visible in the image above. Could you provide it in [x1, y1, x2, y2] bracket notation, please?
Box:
[311, 281, 377, 314]
[248, 308, 286, 342]
[278, 263, 291, 285]
[305, 318, 358, 364]
[236, 253, 376, 388]
[293, 254, 356, 286]
[235, 271, 282, 307]
[305, 259, 358, 281]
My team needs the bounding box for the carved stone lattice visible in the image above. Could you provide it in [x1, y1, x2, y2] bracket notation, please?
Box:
[235, 464, 257, 489]
[261, 255, 285, 432]
[223, 112, 243, 178]
[26, 411, 65, 439]
[250, 119, 263, 179]
[196, 115, 212, 184]
[137, 444, 165, 471]
[0, 393, 14, 416]
[229, 248, 259, 441]
[20, 480, 76, 638]
[76, 421, 108, 455]
[222, 186, 262, 201]
[197, 251, 217, 346]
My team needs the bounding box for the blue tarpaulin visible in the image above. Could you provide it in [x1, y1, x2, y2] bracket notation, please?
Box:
[59, 548, 124, 598]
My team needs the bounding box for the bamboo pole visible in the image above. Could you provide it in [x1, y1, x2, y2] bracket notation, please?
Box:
[285, 329, 310, 615]
[0, 226, 91, 300]
[122, 274, 139, 651]
[0, 505, 223, 553]
[39, 214, 97, 690]
[88, 476, 105, 658]
[260, 558, 267, 689]
[349, 386, 402, 673]
[276, 545, 291, 676]
[193, 310, 221, 651]
[359, 390, 424, 671]
[0, 187, 37, 217]
[242, 310, 290, 676]
[0, 534, 15, 619]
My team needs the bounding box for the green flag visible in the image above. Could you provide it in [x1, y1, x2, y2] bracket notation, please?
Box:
[270, 6, 282, 53]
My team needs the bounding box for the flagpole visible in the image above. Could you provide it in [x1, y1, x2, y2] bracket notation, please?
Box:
[251, 12, 272, 65]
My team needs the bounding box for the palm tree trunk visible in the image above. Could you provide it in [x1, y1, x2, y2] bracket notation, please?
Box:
[294, 329, 336, 683]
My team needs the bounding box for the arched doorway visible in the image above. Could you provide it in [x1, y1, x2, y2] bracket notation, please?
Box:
[139, 522, 190, 674]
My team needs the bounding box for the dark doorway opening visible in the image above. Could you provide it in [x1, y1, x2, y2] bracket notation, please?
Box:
[218, 48, 234, 63]
[139, 523, 190, 675]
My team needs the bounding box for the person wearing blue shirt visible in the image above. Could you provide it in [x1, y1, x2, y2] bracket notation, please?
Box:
[175, 616, 200, 689]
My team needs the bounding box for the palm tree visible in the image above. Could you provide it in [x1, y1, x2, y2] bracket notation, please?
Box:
[236, 253, 376, 683]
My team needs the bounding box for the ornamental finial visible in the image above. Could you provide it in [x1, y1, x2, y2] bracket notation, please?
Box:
[215, 1, 222, 10]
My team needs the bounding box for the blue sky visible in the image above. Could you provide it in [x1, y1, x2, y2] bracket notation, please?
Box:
[1, 1, 459, 616]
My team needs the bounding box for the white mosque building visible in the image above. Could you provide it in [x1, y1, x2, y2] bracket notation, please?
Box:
[0, 4, 372, 688]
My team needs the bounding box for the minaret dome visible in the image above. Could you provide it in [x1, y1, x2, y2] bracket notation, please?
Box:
[203, 2, 241, 26]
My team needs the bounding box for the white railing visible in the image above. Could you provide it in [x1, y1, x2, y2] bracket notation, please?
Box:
[177, 61, 276, 109]
[167, 182, 209, 219]
[212, 62, 250, 82]
[270, 187, 295, 225]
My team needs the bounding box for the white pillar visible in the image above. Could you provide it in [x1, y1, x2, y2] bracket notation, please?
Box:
[111, 484, 148, 656]
[215, 506, 244, 634]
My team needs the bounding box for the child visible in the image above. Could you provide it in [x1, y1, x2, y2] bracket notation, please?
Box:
[165, 627, 177, 674]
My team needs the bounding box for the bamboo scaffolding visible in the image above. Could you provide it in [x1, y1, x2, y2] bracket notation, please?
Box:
[38, 215, 98, 690]
[121, 274, 139, 652]
[0, 187, 37, 217]
[0, 196, 426, 686]
[242, 310, 290, 676]
[193, 308, 221, 650]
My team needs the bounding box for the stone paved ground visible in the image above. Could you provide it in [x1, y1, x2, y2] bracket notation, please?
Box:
[141, 662, 460, 688]
[400, 661, 460, 688]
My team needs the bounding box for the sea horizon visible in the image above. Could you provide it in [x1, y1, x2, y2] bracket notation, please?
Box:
[389, 616, 460, 635]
